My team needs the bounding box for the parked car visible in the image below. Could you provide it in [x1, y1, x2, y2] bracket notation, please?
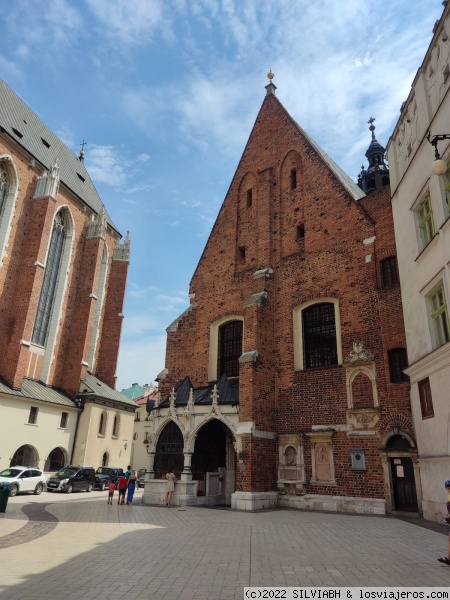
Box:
[94, 467, 124, 490]
[46, 466, 95, 493]
[0, 466, 47, 497]
[137, 468, 146, 488]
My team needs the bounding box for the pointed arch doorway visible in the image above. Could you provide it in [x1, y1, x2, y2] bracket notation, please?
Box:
[381, 431, 420, 513]
[191, 419, 236, 505]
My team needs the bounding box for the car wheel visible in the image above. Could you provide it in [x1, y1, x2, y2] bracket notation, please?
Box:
[100, 482, 106, 492]
[34, 483, 44, 495]
[66, 484, 73, 494]
[9, 484, 19, 497]
[86, 483, 93, 493]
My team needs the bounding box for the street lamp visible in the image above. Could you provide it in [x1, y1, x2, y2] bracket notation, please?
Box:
[427, 132, 450, 175]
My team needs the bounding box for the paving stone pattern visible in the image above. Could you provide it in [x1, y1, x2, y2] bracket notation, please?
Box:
[1, 495, 450, 600]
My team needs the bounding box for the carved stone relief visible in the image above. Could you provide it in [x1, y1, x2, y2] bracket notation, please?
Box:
[277, 434, 305, 494]
[307, 431, 335, 484]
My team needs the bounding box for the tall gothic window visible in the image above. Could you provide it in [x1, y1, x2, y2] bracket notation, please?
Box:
[302, 302, 338, 368]
[32, 211, 67, 346]
[218, 320, 243, 378]
[0, 162, 7, 217]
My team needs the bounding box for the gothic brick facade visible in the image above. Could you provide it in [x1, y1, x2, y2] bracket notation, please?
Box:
[0, 79, 135, 473]
[148, 81, 417, 514]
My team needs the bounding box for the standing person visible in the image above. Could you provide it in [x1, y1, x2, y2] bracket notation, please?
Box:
[164, 467, 177, 507]
[126, 470, 137, 505]
[444, 481, 450, 523]
[117, 474, 128, 505]
[125, 465, 132, 479]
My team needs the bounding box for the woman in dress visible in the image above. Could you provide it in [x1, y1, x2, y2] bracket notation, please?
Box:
[164, 467, 177, 507]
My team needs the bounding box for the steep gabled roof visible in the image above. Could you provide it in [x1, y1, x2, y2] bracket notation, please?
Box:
[0, 78, 119, 233]
[79, 372, 137, 409]
[0, 376, 78, 408]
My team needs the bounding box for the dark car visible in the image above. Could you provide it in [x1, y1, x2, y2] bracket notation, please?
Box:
[46, 466, 95, 493]
[94, 467, 124, 490]
[137, 468, 146, 488]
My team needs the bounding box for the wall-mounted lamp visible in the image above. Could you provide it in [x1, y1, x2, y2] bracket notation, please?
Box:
[427, 131, 450, 175]
[124, 442, 128, 451]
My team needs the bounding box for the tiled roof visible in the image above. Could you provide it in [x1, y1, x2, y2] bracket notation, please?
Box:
[0, 377, 77, 408]
[157, 374, 239, 409]
[0, 78, 118, 233]
[81, 373, 138, 408]
[120, 383, 144, 400]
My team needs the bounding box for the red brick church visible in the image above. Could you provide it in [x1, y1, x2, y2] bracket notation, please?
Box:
[142, 75, 419, 514]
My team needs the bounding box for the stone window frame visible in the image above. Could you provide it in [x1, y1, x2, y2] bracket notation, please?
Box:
[418, 377, 434, 419]
[88, 245, 109, 371]
[421, 272, 450, 351]
[208, 315, 244, 382]
[0, 156, 19, 268]
[112, 413, 120, 439]
[293, 298, 342, 371]
[30, 207, 74, 384]
[98, 410, 107, 437]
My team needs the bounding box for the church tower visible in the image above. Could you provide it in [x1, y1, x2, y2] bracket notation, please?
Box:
[357, 117, 390, 193]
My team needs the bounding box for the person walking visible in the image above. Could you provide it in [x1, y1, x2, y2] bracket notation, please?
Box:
[107, 480, 115, 505]
[164, 467, 177, 507]
[117, 474, 128, 505]
[126, 470, 137, 505]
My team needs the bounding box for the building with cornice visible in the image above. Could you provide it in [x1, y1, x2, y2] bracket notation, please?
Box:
[386, 2, 450, 522]
[142, 75, 416, 515]
[0, 79, 135, 477]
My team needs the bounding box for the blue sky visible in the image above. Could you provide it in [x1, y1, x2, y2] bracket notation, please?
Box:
[0, 1, 442, 391]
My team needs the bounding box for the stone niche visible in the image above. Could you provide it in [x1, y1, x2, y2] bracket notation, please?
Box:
[306, 430, 335, 485]
[277, 434, 305, 495]
[344, 342, 380, 431]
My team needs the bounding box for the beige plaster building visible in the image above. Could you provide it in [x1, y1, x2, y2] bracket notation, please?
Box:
[386, 3, 450, 521]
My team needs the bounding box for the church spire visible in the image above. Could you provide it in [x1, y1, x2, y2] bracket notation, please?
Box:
[357, 118, 390, 194]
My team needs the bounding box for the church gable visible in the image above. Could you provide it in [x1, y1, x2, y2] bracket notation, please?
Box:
[191, 89, 373, 290]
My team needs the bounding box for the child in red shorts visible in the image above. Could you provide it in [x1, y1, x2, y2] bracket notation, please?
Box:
[107, 481, 115, 505]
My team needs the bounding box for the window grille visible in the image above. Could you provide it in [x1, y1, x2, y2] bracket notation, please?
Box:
[31, 211, 66, 346]
[388, 348, 408, 382]
[28, 406, 38, 424]
[218, 320, 243, 378]
[153, 422, 184, 477]
[418, 378, 434, 419]
[302, 303, 337, 368]
[381, 256, 398, 286]
[431, 286, 450, 347]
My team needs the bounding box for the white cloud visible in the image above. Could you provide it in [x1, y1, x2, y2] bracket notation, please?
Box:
[84, 0, 168, 46]
[0, 54, 22, 79]
[85, 145, 128, 187]
[137, 153, 151, 162]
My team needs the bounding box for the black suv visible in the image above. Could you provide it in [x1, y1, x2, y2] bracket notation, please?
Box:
[46, 466, 95, 493]
[94, 467, 124, 491]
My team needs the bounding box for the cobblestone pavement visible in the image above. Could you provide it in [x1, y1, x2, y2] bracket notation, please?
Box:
[1, 488, 450, 600]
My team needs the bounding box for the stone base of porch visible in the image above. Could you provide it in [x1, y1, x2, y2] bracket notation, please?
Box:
[142, 479, 198, 507]
[277, 493, 386, 515]
[231, 491, 278, 511]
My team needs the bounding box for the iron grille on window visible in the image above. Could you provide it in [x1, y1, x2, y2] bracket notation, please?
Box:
[381, 256, 398, 286]
[0, 162, 7, 215]
[302, 303, 337, 368]
[218, 320, 243, 378]
[32, 211, 66, 346]
[388, 348, 408, 382]
[28, 406, 38, 424]
[154, 422, 184, 478]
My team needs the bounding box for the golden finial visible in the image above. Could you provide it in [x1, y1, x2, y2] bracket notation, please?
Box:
[267, 69, 274, 81]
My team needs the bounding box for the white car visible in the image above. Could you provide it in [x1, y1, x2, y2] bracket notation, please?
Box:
[0, 466, 47, 497]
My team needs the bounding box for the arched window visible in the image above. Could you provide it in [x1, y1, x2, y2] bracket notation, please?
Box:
[302, 302, 338, 369]
[112, 414, 120, 438]
[31, 211, 67, 346]
[88, 246, 108, 370]
[218, 320, 243, 378]
[0, 162, 7, 216]
[98, 411, 106, 436]
[102, 452, 108, 466]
